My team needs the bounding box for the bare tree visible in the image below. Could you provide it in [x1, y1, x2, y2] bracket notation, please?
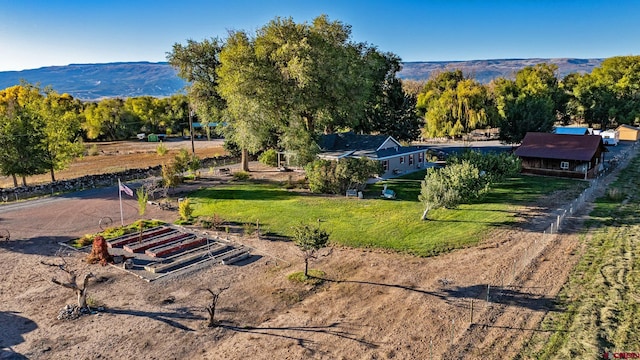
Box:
[203, 286, 228, 327]
[41, 257, 94, 309]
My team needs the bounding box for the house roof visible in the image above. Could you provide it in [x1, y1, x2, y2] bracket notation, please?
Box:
[553, 126, 591, 135]
[515, 132, 607, 161]
[318, 132, 425, 160]
[616, 124, 640, 132]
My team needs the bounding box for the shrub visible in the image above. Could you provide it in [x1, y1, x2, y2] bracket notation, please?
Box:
[199, 214, 224, 230]
[419, 161, 488, 220]
[162, 162, 181, 188]
[447, 150, 521, 183]
[156, 143, 168, 156]
[87, 144, 100, 156]
[243, 222, 256, 236]
[174, 149, 191, 174]
[304, 158, 382, 194]
[258, 149, 278, 167]
[232, 171, 250, 181]
[606, 188, 625, 201]
[188, 155, 201, 174]
[178, 198, 193, 221]
[136, 186, 148, 216]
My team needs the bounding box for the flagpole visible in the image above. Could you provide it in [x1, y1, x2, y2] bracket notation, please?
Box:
[118, 178, 124, 226]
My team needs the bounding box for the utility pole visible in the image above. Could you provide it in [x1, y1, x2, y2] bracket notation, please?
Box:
[189, 107, 195, 155]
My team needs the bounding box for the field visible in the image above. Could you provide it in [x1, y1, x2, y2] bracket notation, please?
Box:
[0, 138, 227, 188]
[519, 154, 640, 358]
[0, 139, 637, 359]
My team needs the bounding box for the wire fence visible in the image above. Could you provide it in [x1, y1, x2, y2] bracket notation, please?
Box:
[438, 141, 639, 352]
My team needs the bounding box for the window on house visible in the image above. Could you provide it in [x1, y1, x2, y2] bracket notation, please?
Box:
[409, 154, 414, 165]
[382, 160, 389, 171]
[560, 161, 569, 170]
[400, 156, 405, 164]
[418, 152, 424, 162]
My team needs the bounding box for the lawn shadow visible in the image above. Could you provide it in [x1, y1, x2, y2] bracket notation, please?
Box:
[0, 311, 37, 359]
[106, 307, 206, 332]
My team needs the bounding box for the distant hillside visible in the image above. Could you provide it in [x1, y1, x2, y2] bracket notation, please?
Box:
[0, 58, 604, 100]
[0, 62, 187, 101]
[399, 58, 603, 83]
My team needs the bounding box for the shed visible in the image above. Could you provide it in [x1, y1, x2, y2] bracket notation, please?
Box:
[514, 132, 607, 179]
[616, 124, 640, 141]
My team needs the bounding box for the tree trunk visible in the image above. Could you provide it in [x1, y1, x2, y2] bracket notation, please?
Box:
[76, 288, 88, 308]
[12, 174, 17, 187]
[21, 176, 27, 187]
[241, 148, 250, 172]
[303, 112, 315, 134]
[304, 257, 309, 277]
[421, 208, 430, 221]
[50, 167, 56, 182]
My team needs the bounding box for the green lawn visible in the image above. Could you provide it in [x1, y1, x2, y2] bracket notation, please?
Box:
[188, 172, 585, 257]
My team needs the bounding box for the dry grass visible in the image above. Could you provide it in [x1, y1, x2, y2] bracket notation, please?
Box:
[0, 139, 227, 188]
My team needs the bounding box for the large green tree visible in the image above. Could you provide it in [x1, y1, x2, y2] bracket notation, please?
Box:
[167, 38, 226, 137]
[39, 90, 84, 182]
[492, 63, 562, 143]
[570, 56, 640, 128]
[217, 15, 400, 170]
[0, 84, 51, 186]
[82, 98, 138, 141]
[124, 96, 166, 134]
[417, 70, 494, 138]
[361, 74, 423, 142]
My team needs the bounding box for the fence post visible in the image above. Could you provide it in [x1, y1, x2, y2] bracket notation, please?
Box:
[470, 299, 474, 324]
[430, 338, 433, 360]
[451, 318, 455, 345]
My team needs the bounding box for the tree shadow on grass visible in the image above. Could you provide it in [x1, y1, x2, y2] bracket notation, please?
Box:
[0, 311, 36, 359]
[106, 307, 205, 332]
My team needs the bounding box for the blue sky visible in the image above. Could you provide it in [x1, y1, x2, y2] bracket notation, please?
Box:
[0, 0, 638, 72]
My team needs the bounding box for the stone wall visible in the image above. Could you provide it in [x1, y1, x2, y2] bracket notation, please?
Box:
[0, 156, 236, 203]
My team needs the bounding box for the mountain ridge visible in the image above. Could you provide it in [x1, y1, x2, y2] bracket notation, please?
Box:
[0, 58, 603, 101]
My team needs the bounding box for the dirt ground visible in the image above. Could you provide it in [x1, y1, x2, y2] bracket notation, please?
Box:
[0, 141, 628, 360]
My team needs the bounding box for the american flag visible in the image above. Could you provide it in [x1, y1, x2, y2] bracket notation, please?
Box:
[119, 180, 134, 197]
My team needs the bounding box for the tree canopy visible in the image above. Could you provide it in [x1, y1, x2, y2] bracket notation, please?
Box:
[169, 15, 412, 171]
[491, 64, 563, 144]
[417, 70, 495, 138]
[0, 84, 83, 185]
